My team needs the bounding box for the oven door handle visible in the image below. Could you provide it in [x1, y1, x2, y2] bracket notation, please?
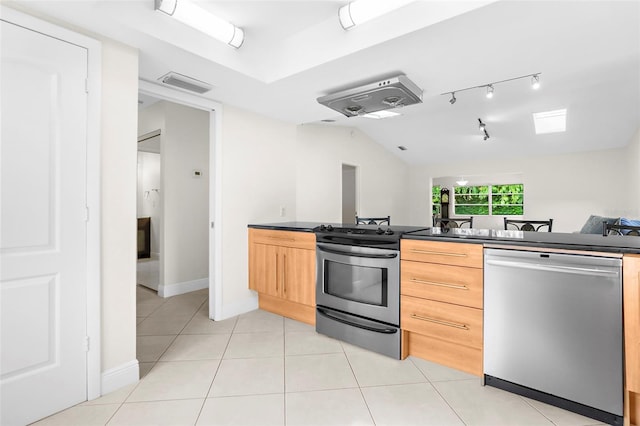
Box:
[316, 245, 398, 259]
[317, 307, 398, 334]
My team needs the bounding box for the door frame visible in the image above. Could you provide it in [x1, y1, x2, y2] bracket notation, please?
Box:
[138, 79, 223, 321]
[1, 6, 103, 400]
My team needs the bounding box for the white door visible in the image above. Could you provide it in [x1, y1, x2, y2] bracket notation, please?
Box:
[1, 18, 89, 426]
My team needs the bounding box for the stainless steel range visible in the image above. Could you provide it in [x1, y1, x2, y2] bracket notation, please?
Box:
[314, 224, 426, 359]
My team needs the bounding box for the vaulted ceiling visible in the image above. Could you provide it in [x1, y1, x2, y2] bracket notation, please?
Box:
[11, 0, 640, 164]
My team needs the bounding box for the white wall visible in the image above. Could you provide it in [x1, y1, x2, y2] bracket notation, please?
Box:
[296, 125, 410, 225]
[219, 105, 298, 317]
[626, 128, 640, 219]
[100, 40, 138, 373]
[408, 144, 637, 233]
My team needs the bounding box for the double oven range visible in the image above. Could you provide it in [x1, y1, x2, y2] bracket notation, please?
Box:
[314, 224, 426, 359]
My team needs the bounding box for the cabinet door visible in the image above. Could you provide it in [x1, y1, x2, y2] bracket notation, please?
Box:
[249, 243, 279, 297]
[282, 247, 315, 306]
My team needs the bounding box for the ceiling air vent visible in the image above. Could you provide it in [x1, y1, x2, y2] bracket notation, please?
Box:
[317, 74, 422, 117]
[158, 72, 213, 94]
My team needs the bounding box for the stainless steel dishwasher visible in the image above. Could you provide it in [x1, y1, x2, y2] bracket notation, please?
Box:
[484, 248, 623, 426]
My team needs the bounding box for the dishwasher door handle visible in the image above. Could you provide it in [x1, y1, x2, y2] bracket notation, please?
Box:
[485, 259, 620, 277]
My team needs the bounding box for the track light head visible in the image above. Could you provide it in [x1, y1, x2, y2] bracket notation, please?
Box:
[478, 118, 490, 140]
[531, 74, 541, 90]
[449, 92, 456, 104]
[486, 84, 494, 99]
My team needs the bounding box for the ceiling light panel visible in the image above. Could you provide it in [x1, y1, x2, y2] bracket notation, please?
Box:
[362, 110, 401, 119]
[155, 0, 244, 48]
[533, 109, 567, 134]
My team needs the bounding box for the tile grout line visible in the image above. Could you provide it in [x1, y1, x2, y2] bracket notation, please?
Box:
[519, 395, 560, 426]
[342, 348, 378, 425]
[406, 356, 470, 426]
[282, 317, 287, 426]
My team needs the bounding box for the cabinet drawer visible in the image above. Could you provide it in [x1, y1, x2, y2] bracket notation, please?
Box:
[249, 228, 316, 250]
[401, 295, 482, 349]
[401, 260, 483, 308]
[401, 239, 483, 268]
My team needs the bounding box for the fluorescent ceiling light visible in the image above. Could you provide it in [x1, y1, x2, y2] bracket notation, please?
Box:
[339, 0, 415, 30]
[155, 0, 244, 48]
[362, 110, 401, 119]
[533, 109, 567, 134]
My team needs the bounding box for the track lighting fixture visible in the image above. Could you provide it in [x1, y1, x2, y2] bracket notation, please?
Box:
[486, 85, 494, 99]
[478, 118, 490, 140]
[440, 72, 541, 104]
[531, 74, 541, 90]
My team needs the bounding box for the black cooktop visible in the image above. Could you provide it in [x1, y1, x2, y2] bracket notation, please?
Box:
[314, 224, 428, 249]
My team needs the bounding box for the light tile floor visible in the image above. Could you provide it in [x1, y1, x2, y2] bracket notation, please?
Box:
[34, 286, 607, 426]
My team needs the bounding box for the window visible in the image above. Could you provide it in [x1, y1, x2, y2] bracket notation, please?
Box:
[454, 186, 489, 215]
[432, 185, 441, 216]
[491, 184, 524, 215]
[452, 183, 524, 216]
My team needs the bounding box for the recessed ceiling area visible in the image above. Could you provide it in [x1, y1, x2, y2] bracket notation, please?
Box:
[11, 0, 640, 165]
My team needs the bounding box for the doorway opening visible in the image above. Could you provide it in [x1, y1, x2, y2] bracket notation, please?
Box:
[137, 96, 210, 298]
[137, 129, 161, 292]
[342, 164, 358, 224]
[137, 79, 222, 321]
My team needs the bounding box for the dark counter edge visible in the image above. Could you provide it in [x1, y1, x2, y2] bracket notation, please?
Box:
[248, 222, 324, 232]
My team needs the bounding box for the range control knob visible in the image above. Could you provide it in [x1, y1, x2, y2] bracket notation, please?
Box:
[376, 227, 385, 235]
[326, 225, 334, 232]
[319, 224, 327, 231]
[384, 228, 395, 235]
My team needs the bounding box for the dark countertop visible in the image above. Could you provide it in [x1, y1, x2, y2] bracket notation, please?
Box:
[403, 228, 640, 254]
[247, 222, 640, 254]
[247, 222, 428, 234]
[248, 222, 326, 232]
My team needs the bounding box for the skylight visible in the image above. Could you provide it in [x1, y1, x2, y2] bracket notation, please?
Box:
[533, 109, 567, 134]
[362, 110, 401, 120]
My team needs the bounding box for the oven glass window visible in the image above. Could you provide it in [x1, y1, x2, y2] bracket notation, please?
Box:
[324, 260, 388, 306]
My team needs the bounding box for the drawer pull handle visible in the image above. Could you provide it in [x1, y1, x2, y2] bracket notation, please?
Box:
[267, 236, 296, 242]
[410, 249, 467, 258]
[410, 278, 468, 290]
[410, 313, 469, 330]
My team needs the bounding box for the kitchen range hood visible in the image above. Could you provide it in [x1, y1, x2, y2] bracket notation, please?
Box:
[317, 75, 422, 117]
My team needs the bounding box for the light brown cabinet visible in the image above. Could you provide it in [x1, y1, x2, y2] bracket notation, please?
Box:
[400, 239, 483, 376]
[248, 228, 316, 325]
[624, 254, 640, 426]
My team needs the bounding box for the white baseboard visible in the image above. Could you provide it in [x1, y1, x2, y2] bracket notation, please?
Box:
[159, 278, 208, 298]
[215, 293, 258, 320]
[100, 359, 139, 396]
